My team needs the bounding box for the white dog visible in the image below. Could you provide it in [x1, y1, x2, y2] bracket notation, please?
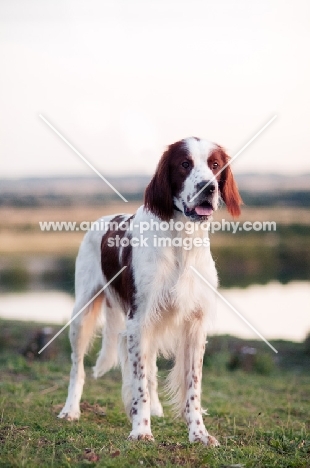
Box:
[58, 137, 242, 446]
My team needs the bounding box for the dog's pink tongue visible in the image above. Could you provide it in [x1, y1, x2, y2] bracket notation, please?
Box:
[195, 206, 213, 216]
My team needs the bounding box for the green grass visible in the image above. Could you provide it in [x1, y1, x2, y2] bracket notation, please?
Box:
[0, 321, 309, 467]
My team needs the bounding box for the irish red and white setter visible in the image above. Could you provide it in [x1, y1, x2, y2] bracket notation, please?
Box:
[59, 137, 242, 446]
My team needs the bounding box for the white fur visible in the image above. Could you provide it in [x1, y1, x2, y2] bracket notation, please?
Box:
[58, 138, 221, 447]
[175, 138, 219, 211]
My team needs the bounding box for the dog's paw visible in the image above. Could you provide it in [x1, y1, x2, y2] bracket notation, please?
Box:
[58, 408, 80, 421]
[128, 431, 154, 442]
[207, 435, 220, 447]
[189, 430, 220, 447]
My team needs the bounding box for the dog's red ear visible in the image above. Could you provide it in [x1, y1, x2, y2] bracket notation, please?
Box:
[144, 148, 174, 221]
[219, 152, 243, 217]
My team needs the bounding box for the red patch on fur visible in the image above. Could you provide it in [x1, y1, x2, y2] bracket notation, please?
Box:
[208, 146, 243, 217]
[101, 215, 136, 314]
[144, 141, 192, 221]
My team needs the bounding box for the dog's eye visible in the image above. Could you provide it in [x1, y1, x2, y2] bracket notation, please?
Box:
[182, 161, 190, 169]
[212, 162, 219, 170]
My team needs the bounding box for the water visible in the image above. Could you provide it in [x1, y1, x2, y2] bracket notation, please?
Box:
[0, 291, 74, 324]
[0, 282, 309, 342]
[213, 281, 310, 342]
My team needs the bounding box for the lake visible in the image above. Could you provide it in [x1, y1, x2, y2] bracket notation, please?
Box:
[0, 281, 309, 342]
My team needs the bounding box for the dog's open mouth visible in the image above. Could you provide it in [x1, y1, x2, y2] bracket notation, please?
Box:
[194, 201, 213, 217]
[183, 201, 214, 219]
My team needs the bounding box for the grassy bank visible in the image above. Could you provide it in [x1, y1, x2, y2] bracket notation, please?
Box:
[0, 320, 309, 467]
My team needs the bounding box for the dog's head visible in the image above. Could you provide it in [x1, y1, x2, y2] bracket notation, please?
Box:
[144, 137, 242, 221]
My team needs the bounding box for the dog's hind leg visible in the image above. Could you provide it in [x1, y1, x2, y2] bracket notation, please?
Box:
[93, 302, 125, 378]
[58, 292, 103, 420]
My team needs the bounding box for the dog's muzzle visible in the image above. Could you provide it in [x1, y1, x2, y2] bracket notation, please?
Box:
[183, 180, 216, 220]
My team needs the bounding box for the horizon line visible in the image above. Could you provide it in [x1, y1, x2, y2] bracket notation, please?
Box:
[1, 170, 310, 181]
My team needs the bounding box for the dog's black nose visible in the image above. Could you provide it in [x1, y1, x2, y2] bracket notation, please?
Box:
[196, 180, 216, 194]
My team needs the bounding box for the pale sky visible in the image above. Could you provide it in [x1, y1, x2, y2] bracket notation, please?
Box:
[1, 0, 310, 178]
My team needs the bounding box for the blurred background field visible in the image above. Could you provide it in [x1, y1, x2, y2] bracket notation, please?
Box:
[1, 173, 310, 287]
[1, 174, 309, 341]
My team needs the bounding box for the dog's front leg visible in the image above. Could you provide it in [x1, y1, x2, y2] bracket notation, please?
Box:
[183, 319, 219, 447]
[126, 318, 154, 441]
[148, 348, 164, 417]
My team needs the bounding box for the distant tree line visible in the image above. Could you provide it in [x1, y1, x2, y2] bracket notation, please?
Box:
[1, 190, 310, 208]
